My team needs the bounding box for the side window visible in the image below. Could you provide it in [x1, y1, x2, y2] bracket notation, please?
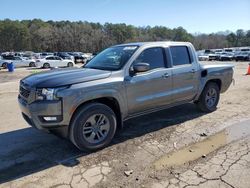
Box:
[134, 47, 165, 70]
[4, 56, 14, 60]
[55, 56, 61, 60]
[46, 57, 54, 60]
[170, 46, 191, 66]
[14, 57, 21, 60]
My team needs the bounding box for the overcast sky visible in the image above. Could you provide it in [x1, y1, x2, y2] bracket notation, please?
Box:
[0, 0, 249, 33]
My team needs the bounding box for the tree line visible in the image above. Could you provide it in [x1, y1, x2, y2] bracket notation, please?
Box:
[0, 19, 249, 53]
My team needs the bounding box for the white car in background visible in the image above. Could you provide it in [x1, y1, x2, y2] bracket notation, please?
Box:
[197, 53, 209, 61]
[35, 56, 75, 68]
[0, 56, 36, 68]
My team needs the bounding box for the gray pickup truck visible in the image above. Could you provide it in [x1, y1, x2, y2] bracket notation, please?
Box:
[18, 42, 234, 151]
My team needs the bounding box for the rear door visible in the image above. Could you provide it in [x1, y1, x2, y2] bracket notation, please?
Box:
[13, 57, 23, 67]
[54, 56, 62, 67]
[170, 46, 199, 103]
[125, 47, 173, 115]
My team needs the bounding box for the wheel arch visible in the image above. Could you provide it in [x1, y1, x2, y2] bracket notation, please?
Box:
[68, 96, 123, 137]
[29, 61, 35, 66]
[205, 79, 222, 91]
[43, 62, 50, 67]
[195, 78, 222, 101]
[2, 62, 8, 67]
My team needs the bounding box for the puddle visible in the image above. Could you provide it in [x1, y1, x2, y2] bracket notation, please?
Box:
[154, 119, 250, 170]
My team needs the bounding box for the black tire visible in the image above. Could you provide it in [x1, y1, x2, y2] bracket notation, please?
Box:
[67, 62, 73, 67]
[43, 63, 50, 69]
[69, 103, 117, 151]
[2, 63, 7, 69]
[196, 82, 220, 113]
[29, 62, 35, 67]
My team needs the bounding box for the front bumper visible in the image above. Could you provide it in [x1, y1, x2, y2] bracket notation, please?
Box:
[18, 95, 65, 130]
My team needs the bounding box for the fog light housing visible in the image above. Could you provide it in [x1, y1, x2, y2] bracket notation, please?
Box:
[43, 116, 57, 121]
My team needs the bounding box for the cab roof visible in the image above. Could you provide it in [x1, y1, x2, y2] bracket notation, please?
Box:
[114, 41, 192, 47]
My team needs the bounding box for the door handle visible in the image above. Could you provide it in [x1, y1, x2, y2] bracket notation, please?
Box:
[162, 73, 169, 79]
[190, 69, 196, 73]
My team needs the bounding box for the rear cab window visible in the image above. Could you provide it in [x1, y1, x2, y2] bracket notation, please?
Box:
[170, 46, 191, 66]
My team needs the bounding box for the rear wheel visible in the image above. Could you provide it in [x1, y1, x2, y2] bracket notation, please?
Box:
[29, 62, 35, 67]
[67, 62, 73, 67]
[196, 82, 220, 113]
[70, 103, 117, 151]
[43, 63, 50, 69]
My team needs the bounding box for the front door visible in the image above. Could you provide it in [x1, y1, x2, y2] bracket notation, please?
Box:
[125, 47, 173, 115]
[54, 56, 62, 67]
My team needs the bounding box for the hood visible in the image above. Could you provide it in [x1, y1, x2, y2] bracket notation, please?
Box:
[22, 67, 111, 88]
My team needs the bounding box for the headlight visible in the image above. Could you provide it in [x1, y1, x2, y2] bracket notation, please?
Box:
[36, 86, 69, 100]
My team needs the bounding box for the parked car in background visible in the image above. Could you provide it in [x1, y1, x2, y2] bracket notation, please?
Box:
[197, 53, 209, 61]
[67, 52, 86, 63]
[208, 52, 220, 61]
[35, 56, 75, 68]
[218, 52, 234, 61]
[40, 52, 54, 58]
[223, 48, 234, 53]
[214, 49, 223, 53]
[54, 52, 74, 61]
[234, 52, 250, 61]
[0, 55, 36, 68]
[240, 48, 250, 52]
[82, 53, 93, 60]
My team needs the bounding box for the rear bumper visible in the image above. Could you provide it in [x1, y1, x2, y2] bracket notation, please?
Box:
[18, 95, 66, 130]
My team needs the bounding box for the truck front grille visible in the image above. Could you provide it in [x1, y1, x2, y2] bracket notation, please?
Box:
[20, 85, 30, 98]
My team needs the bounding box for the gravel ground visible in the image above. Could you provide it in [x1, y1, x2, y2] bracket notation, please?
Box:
[0, 61, 250, 188]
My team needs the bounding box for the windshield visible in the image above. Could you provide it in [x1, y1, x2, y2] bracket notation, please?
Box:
[84, 45, 138, 70]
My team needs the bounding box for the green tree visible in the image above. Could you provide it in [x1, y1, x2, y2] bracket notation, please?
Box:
[0, 19, 30, 51]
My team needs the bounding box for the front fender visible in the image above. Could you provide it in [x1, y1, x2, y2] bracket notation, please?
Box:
[60, 80, 127, 124]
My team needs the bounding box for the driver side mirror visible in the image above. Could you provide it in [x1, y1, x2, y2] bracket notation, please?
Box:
[132, 63, 150, 74]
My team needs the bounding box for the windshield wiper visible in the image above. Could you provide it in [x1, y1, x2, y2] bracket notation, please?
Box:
[84, 66, 112, 71]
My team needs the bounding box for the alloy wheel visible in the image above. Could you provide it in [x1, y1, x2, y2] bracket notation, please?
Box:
[82, 114, 110, 144]
[205, 88, 217, 108]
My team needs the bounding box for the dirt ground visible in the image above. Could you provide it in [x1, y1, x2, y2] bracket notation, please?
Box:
[0, 61, 250, 188]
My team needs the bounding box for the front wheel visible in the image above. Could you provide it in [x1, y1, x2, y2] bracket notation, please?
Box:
[69, 103, 117, 151]
[196, 82, 220, 113]
[2, 63, 7, 69]
[43, 63, 50, 69]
